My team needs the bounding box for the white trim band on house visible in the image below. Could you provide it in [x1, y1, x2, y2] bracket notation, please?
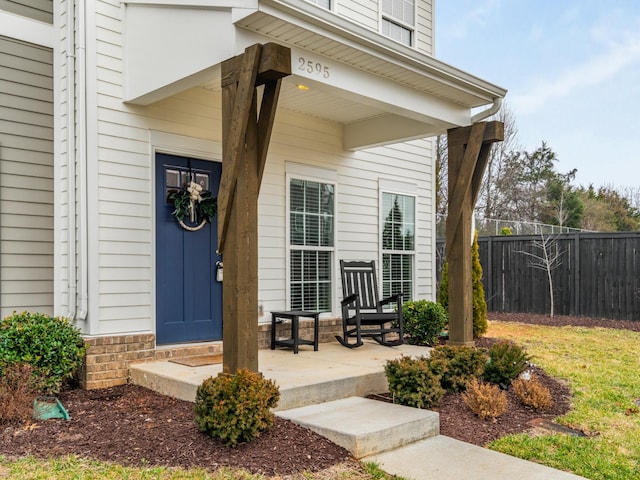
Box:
[0, 11, 54, 47]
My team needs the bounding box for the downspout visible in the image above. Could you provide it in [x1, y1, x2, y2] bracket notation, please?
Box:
[66, 0, 77, 321]
[471, 97, 502, 123]
[469, 97, 502, 244]
[76, 0, 88, 321]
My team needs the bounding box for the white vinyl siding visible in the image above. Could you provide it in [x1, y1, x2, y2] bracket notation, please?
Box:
[0, 36, 53, 317]
[0, 0, 53, 24]
[336, 0, 378, 31]
[415, 0, 433, 54]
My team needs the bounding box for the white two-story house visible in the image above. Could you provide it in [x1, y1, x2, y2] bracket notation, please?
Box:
[0, 0, 505, 388]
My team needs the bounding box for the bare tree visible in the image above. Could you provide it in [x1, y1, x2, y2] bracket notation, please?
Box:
[619, 185, 640, 215]
[476, 103, 521, 219]
[435, 134, 448, 236]
[517, 234, 565, 317]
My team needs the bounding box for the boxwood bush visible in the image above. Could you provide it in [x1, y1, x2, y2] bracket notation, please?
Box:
[384, 356, 445, 409]
[428, 345, 488, 392]
[194, 369, 280, 447]
[0, 311, 87, 394]
[401, 300, 448, 346]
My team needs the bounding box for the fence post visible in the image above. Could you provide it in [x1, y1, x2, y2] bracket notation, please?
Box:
[573, 233, 580, 316]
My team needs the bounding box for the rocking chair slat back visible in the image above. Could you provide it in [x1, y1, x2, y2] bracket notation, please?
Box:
[340, 261, 380, 311]
[337, 260, 404, 348]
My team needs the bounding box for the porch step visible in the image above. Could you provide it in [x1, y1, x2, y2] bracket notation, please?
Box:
[128, 359, 390, 411]
[277, 396, 439, 459]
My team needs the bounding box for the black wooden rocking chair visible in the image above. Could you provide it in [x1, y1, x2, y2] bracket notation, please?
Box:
[336, 260, 404, 348]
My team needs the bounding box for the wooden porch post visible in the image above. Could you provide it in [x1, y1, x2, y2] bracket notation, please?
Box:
[446, 121, 503, 345]
[219, 43, 291, 372]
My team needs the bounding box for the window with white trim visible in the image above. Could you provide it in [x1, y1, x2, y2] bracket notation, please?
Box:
[381, 192, 415, 299]
[381, 0, 415, 46]
[289, 178, 335, 311]
[307, 0, 331, 9]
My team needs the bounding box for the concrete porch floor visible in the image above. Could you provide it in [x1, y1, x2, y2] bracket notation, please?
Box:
[129, 339, 429, 410]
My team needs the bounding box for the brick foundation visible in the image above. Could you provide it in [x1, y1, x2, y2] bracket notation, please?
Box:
[257, 315, 342, 349]
[78, 317, 343, 389]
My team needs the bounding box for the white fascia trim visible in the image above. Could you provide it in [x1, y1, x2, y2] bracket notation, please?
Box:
[150, 131, 223, 159]
[123, 0, 257, 6]
[0, 11, 54, 47]
[285, 161, 338, 183]
[258, 0, 507, 100]
[379, 178, 419, 196]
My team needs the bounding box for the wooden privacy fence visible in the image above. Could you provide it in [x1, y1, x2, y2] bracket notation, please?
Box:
[436, 232, 640, 321]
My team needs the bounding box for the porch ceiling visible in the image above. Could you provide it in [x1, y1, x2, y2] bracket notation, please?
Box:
[122, 0, 506, 149]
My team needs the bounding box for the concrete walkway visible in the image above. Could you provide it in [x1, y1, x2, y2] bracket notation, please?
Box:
[130, 339, 586, 480]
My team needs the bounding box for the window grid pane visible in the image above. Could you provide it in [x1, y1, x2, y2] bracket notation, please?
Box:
[290, 250, 332, 311]
[382, 0, 414, 25]
[290, 178, 334, 311]
[290, 180, 334, 248]
[382, 192, 415, 299]
[382, 253, 413, 299]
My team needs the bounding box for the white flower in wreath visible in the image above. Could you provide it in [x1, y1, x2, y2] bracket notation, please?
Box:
[169, 181, 217, 232]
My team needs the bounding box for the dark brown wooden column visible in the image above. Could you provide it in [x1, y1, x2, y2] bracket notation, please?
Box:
[219, 43, 290, 372]
[446, 121, 503, 345]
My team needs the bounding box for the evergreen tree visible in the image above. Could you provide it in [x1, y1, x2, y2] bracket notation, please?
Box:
[471, 232, 488, 337]
[437, 232, 488, 338]
[438, 261, 448, 310]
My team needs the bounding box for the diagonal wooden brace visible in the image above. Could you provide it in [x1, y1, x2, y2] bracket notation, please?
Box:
[217, 44, 262, 254]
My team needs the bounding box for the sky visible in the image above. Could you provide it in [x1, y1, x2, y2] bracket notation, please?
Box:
[435, 0, 640, 190]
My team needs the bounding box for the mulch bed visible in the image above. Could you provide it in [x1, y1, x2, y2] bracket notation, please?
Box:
[1, 313, 636, 475]
[0, 385, 350, 476]
[489, 311, 640, 332]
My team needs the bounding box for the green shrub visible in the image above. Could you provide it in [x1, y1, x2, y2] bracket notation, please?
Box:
[401, 300, 448, 346]
[499, 226, 513, 236]
[0, 311, 87, 395]
[384, 356, 445, 409]
[483, 340, 531, 387]
[194, 369, 280, 447]
[428, 345, 488, 392]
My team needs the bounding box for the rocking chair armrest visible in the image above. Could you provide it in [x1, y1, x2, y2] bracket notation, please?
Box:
[341, 293, 359, 307]
[379, 293, 403, 307]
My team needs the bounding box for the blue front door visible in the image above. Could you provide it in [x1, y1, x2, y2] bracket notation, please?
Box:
[155, 153, 222, 344]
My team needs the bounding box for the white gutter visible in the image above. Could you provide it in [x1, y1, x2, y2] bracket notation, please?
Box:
[471, 97, 502, 123]
[76, 0, 88, 321]
[66, 0, 77, 321]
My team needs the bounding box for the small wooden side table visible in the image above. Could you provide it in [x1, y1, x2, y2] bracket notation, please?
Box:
[270, 311, 320, 354]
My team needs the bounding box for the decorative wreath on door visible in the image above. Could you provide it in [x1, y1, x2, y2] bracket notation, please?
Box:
[169, 181, 217, 232]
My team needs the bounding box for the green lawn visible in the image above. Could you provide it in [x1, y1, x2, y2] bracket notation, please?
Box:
[487, 321, 640, 480]
[0, 456, 403, 480]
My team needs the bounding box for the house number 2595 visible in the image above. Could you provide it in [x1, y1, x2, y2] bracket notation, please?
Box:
[298, 57, 330, 79]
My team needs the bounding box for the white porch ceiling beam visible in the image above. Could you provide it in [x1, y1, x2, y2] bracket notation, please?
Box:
[344, 114, 436, 151]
